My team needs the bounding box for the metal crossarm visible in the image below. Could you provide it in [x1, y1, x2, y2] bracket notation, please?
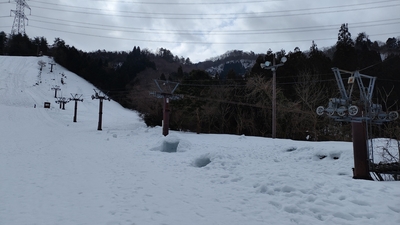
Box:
[332, 68, 349, 100]
[354, 71, 376, 103]
[317, 68, 398, 124]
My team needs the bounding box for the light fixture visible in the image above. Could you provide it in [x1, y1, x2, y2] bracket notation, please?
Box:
[260, 61, 271, 68]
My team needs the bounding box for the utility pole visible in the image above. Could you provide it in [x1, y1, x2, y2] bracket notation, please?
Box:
[51, 85, 61, 98]
[272, 56, 276, 139]
[48, 62, 56, 72]
[69, 94, 83, 122]
[91, 89, 110, 131]
[260, 53, 287, 138]
[55, 97, 69, 110]
[150, 80, 181, 136]
[10, 0, 31, 35]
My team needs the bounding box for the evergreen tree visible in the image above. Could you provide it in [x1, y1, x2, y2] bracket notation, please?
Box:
[333, 23, 357, 70]
[308, 41, 332, 74]
[337, 23, 354, 47]
[309, 40, 318, 57]
[354, 32, 381, 74]
[39, 37, 49, 55]
[172, 69, 212, 133]
[177, 65, 183, 78]
[386, 37, 399, 54]
[52, 38, 68, 66]
[355, 32, 371, 51]
[6, 33, 35, 56]
[160, 73, 166, 80]
[282, 49, 308, 100]
[0, 31, 7, 55]
[226, 69, 237, 81]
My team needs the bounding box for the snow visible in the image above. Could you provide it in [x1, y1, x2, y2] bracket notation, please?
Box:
[0, 55, 399, 225]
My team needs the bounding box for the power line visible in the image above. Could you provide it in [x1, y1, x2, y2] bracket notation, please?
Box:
[28, 0, 399, 17]
[184, 94, 271, 109]
[10, 0, 398, 49]
[79, 0, 295, 5]
[27, 1, 400, 20]
[26, 24, 331, 44]
[28, 25, 400, 46]
[29, 16, 400, 36]
[29, 14, 400, 34]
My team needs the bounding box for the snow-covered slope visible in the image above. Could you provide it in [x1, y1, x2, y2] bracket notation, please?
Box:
[205, 59, 255, 77]
[1, 56, 399, 225]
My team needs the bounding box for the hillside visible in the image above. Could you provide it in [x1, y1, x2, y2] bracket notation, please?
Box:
[1, 56, 400, 225]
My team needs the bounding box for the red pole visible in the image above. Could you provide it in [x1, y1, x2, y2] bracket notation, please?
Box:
[98, 99, 103, 131]
[163, 96, 170, 136]
[351, 113, 372, 180]
[73, 100, 78, 122]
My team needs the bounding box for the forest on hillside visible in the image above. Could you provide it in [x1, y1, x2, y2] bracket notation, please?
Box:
[0, 23, 400, 141]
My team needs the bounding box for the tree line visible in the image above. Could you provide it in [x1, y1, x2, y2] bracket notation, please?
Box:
[158, 24, 400, 141]
[0, 24, 399, 141]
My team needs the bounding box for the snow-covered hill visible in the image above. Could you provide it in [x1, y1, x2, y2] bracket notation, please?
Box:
[205, 59, 255, 77]
[1, 56, 399, 225]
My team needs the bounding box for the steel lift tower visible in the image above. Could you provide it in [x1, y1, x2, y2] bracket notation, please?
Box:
[150, 80, 182, 136]
[10, 0, 31, 35]
[317, 68, 399, 180]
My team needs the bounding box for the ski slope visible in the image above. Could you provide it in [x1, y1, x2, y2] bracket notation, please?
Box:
[0, 56, 399, 225]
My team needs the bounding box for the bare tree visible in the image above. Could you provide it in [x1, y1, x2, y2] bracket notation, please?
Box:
[377, 86, 399, 164]
[294, 70, 330, 140]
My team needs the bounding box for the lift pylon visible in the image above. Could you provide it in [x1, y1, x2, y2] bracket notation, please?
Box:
[316, 68, 399, 180]
[316, 68, 398, 123]
[150, 80, 182, 136]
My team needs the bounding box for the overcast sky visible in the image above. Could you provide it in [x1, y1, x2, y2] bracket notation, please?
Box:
[1, 0, 400, 62]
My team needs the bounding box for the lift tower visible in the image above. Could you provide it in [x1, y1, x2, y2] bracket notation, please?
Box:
[316, 68, 399, 180]
[91, 89, 110, 131]
[150, 80, 181, 136]
[10, 0, 31, 35]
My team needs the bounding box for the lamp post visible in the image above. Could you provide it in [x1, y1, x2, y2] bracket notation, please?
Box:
[260, 53, 287, 139]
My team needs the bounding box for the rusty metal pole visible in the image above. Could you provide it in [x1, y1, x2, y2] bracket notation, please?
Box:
[52, 86, 60, 98]
[73, 100, 78, 122]
[352, 108, 372, 180]
[70, 94, 83, 123]
[98, 99, 103, 131]
[49, 63, 56, 72]
[162, 96, 170, 136]
[91, 90, 109, 131]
